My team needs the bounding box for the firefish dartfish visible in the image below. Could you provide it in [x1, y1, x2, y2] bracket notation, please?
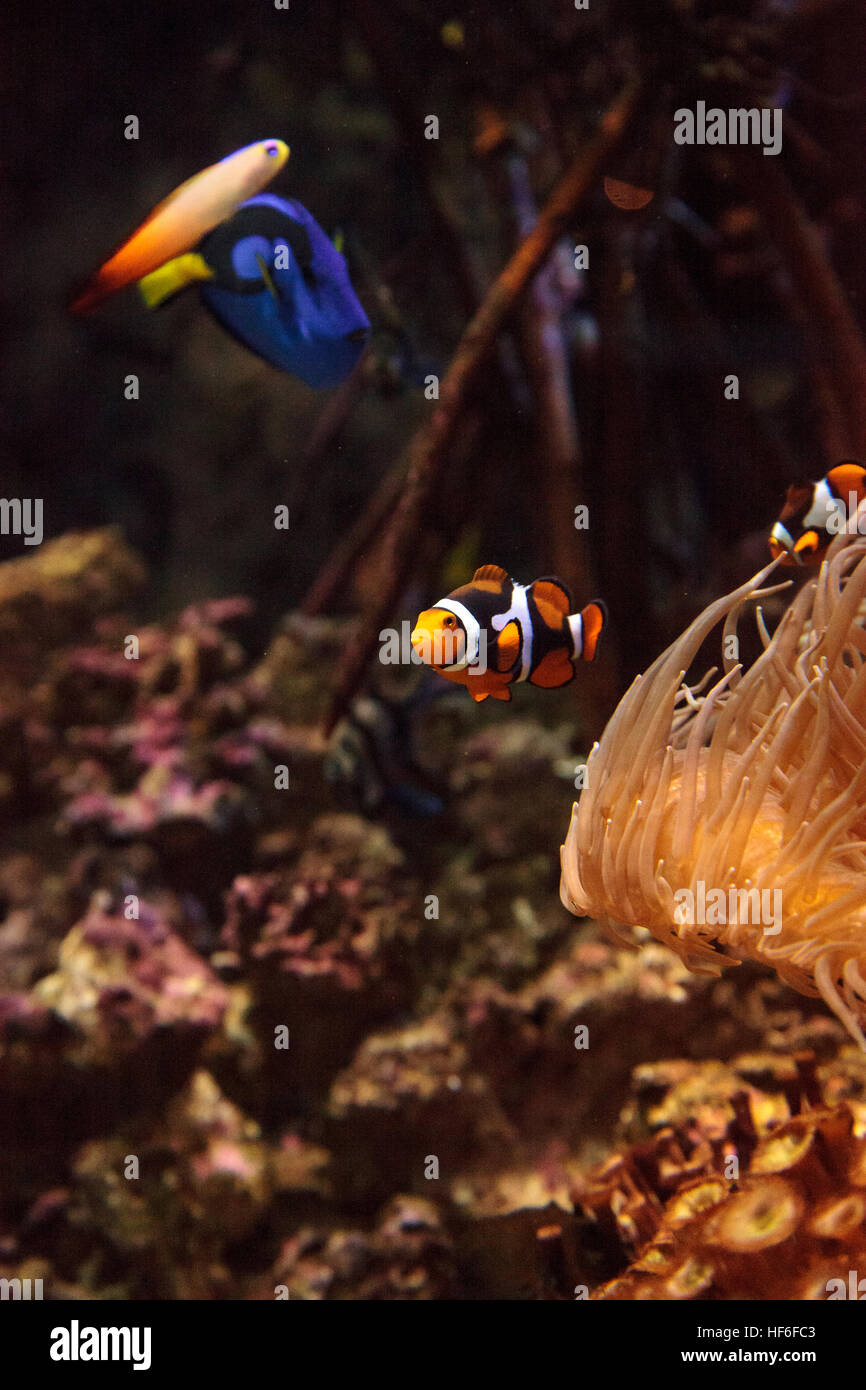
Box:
[70, 140, 371, 389]
[768, 460, 866, 565]
[410, 565, 607, 702]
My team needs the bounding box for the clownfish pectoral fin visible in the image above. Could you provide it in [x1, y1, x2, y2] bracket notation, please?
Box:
[489, 686, 512, 701]
[472, 564, 509, 586]
[496, 620, 521, 673]
[579, 601, 607, 662]
[532, 578, 572, 616]
[470, 690, 490, 702]
[255, 253, 280, 305]
[531, 648, 574, 689]
[138, 253, 214, 308]
[792, 531, 820, 561]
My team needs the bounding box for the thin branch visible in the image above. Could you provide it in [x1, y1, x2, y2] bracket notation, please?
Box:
[494, 137, 622, 720]
[323, 79, 642, 734]
[738, 150, 866, 459]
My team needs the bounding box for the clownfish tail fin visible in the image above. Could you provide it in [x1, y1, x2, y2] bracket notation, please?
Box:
[572, 600, 607, 662]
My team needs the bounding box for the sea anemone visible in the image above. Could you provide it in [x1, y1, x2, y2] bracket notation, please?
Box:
[560, 521, 866, 1047]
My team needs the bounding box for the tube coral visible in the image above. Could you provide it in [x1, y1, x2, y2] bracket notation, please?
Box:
[560, 521, 866, 1047]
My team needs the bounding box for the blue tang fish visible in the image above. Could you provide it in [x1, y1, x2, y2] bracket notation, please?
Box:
[70, 140, 370, 388]
[191, 194, 370, 388]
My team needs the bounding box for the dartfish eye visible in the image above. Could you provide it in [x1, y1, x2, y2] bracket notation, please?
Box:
[346, 328, 369, 344]
[265, 142, 280, 157]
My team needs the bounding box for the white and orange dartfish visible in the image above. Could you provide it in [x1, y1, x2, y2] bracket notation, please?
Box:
[69, 139, 290, 314]
[411, 565, 607, 702]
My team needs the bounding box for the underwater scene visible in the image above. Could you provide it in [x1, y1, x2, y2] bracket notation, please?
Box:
[4, 0, 866, 1336]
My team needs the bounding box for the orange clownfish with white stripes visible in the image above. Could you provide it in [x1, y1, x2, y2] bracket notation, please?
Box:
[410, 565, 607, 702]
[769, 461, 866, 565]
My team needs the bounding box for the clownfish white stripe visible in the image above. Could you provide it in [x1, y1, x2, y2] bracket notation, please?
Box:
[770, 521, 794, 551]
[568, 612, 585, 658]
[491, 583, 534, 683]
[431, 599, 482, 669]
[803, 477, 845, 532]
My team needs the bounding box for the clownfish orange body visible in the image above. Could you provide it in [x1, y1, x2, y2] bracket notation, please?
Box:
[410, 565, 607, 702]
[769, 461, 866, 566]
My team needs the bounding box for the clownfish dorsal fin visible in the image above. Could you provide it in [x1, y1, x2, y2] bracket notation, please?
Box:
[827, 461, 866, 501]
[532, 578, 571, 616]
[472, 564, 509, 586]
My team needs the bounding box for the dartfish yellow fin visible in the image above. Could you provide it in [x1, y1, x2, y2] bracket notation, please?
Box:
[138, 253, 214, 308]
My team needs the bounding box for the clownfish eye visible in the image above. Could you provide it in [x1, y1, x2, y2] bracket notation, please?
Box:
[442, 615, 456, 628]
[265, 142, 280, 157]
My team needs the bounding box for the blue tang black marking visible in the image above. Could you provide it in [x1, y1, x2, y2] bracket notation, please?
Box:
[196, 194, 370, 388]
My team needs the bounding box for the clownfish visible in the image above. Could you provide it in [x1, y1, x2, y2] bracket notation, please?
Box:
[769, 461, 866, 565]
[70, 143, 371, 389]
[410, 565, 606, 702]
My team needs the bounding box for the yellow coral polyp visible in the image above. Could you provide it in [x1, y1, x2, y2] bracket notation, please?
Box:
[705, 1178, 802, 1252]
[808, 1194, 866, 1239]
[665, 1256, 715, 1298]
[561, 521, 866, 1047]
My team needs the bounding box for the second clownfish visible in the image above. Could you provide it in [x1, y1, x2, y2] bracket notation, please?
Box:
[769, 461, 866, 565]
[410, 565, 606, 702]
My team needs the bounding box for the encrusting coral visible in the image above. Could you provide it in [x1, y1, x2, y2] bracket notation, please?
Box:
[561, 520, 866, 1046]
[580, 1051, 866, 1301]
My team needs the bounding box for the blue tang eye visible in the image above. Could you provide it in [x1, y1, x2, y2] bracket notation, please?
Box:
[231, 235, 275, 282]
